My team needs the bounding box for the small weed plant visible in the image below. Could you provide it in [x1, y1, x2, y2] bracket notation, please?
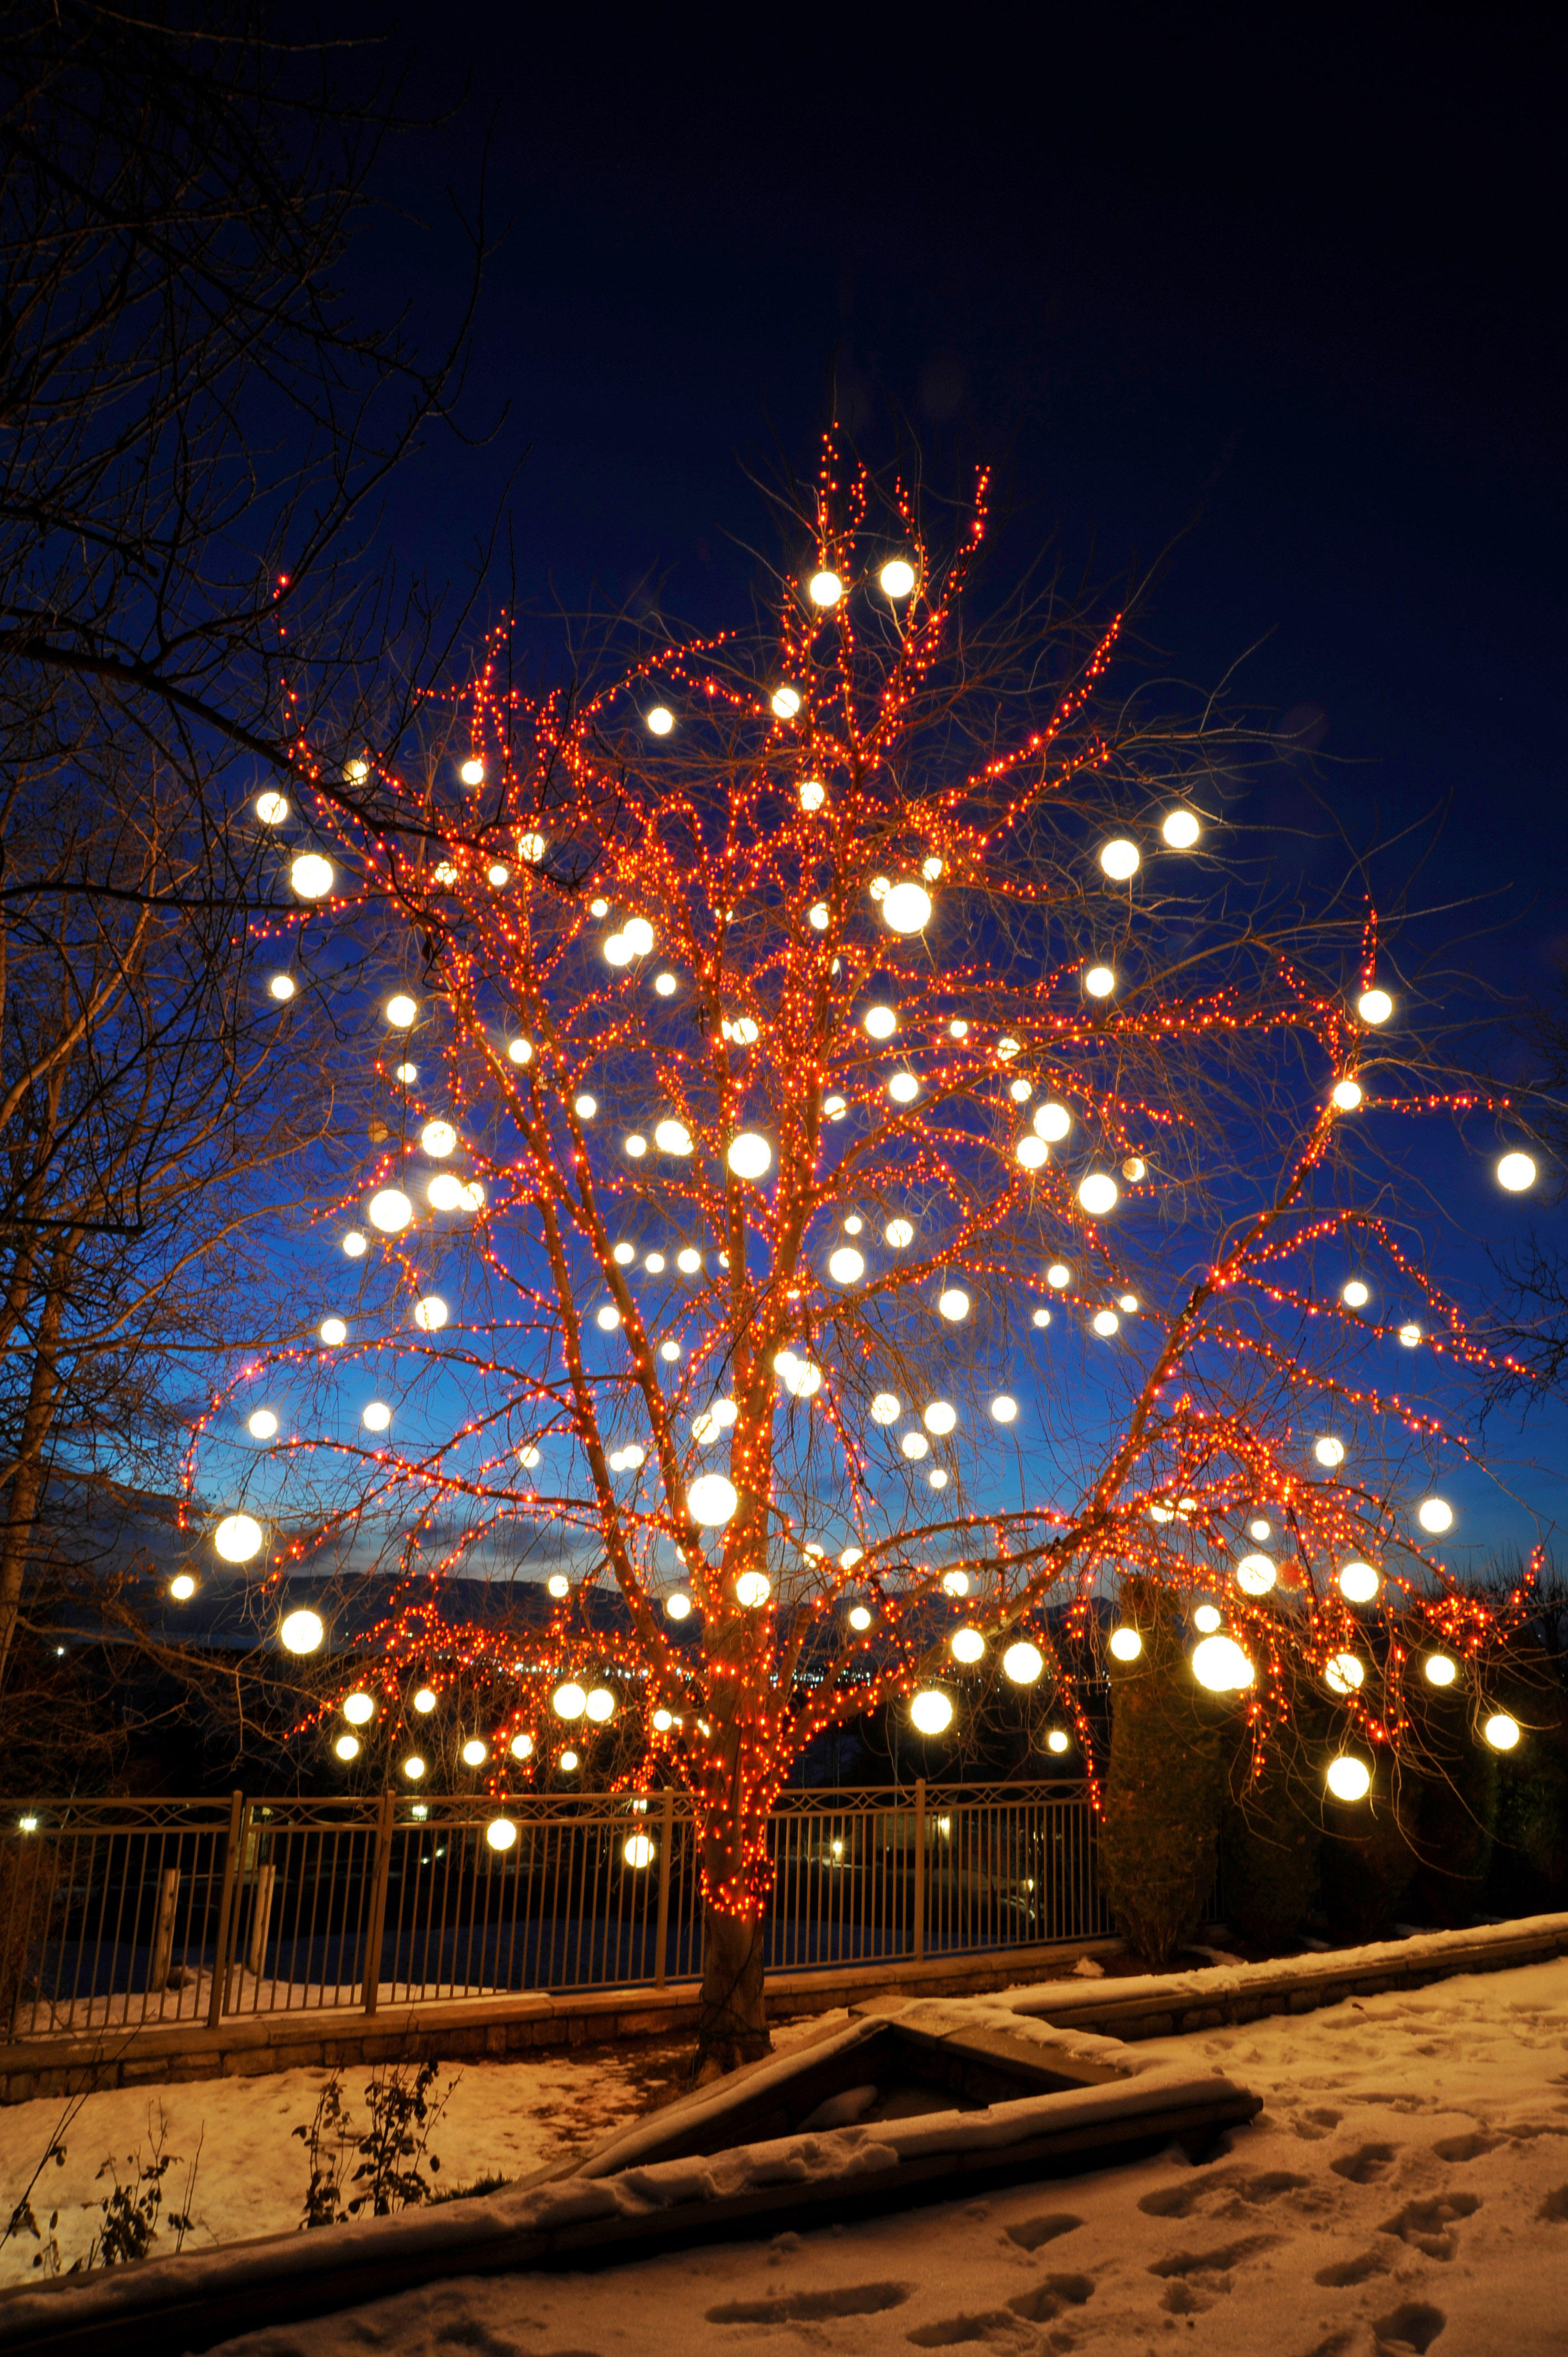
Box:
[294, 2058, 457, 2227]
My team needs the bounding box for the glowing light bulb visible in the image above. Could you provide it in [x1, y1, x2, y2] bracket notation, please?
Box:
[728, 1131, 772, 1180]
[290, 853, 333, 899]
[665, 1592, 692, 1621]
[828, 1247, 864, 1284]
[1047, 1263, 1071, 1289]
[809, 902, 829, 930]
[1002, 1641, 1043, 1685]
[343, 1231, 367, 1258]
[487, 1818, 518, 1851]
[553, 1683, 587, 1721]
[1342, 1279, 1369, 1308]
[421, 1120, 457, 1160]
[735, 1571, 771, 1608]
[1236, 1553, 1276, 1595]
[280, 1608, 324, 1655]
[870, 1393, 901, 1424]
[647, 706, 674, 735]
[546, 1575, 569, 1599]
[951, 1627, 984, 1664]
[335, 1735, 359, 1762]
[1033, 1103, 1071, 1143]
[1108, 1627, 1142, 1662]
[1485, 1712, 1521, 1751]
[362, 1401, 391, 1433]
[403, 1754, 426, 1780]
[937, 1288, 969, 1321]
[1193, 1605, 1221, 1633]
[508, 1037, 534, 1065]
[1498, 1151, 1537, 1192]
[460, 758, 484, 785]
[677, 1247, 702, 1274]
[849, 1604, 873, 1632]
[344, 1692, 374, 1725]
[901, 1432, 929, 1459]
[462, 1737, 488, 1767]
[1099, 838, 1140, 881]
[511, 1731, 534, 1758]
[1045, 1730, 1070, 1754]
[586, 1687, 615, 1722]
[771, 686, 801, 719]
[413, 1295, 448, 1334]
[1417, 1497, 1453, 1534]
[1084, 965, 1116, 999]
[488, 863, 510, 887]
[1162, 809, 1200, 849]
[654, 971, 678, 995]
[654, 1118, 692, 1155]
[319, 1318, 347, 1346]
[880, 558, 916, 598]
[1314, 1436, 1346, 1468]
[888, 1071, 920, 1103]
[687, 1474, 738, 1527]
[991, 1396, 1018, 1423]
[427, 1173, 462, 1210]
[886, 1218, 914, 1248]
[1339, 1562, 1380, 1604]
[413, 1687, 437, 1712]
[799, 779, 826, 811]
[1358, 987, 1393, 1025]
[910, 1689, 953, 1734]
[368, 1189, 412, 1233]
[1123, 1156, 1147, 1181]
[808, 569, 843, 606]
[595, 1305, 621, 1332]
[247, 1409, 278, 1441]
[169, 1574, 197, 1601]
[1092, 1309, 1120, 1337]
[214, 1514, 263, 1563]
[1031, 1307, 1051, 1328]
[1016, 1135, 1048, 1170]
[864, 1004, 898, 1039]
[1193, 1636, 1255, 1691]
[575, 1093, 598, 1118]
[1324, 1652, 1364, 1696]
[1399, 1322, 1422, 1347]
[1423, 1653, 1457, 1687]
[924, 1401, 957, 1435]
[1326, 1756, 1371, 1802]
[269, 974, 295, 1001]
[1332, 1079, 1364, 1110]
[941, 1571, 970, 1598]
[386, 995, 417, 1027]
[883, 881, 932, 934]
[1077, 1172, 1118, 1216]
[255, 790, 290, 825]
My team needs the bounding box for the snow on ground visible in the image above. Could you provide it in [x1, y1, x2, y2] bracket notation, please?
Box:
[190, 1957, 1568, 2357]
[0, 2014, 844, 2283]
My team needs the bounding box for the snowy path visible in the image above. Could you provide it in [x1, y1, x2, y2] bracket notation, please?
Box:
[209, 1957, 1568, 2357]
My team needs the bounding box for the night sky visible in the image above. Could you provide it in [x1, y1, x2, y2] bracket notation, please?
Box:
[326, 8, 1568, 1551]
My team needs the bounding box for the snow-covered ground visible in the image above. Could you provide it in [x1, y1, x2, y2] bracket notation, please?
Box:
[8, 1958, 1568, 2351]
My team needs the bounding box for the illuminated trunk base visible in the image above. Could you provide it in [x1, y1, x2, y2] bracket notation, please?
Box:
[693, 1901, 770, 2081]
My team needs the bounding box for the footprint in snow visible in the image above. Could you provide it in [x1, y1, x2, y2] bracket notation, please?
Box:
[905, 2310, 1034, 2347]
[1429, 2130, 1499, 2162]
[1138, 2168, 1309, 2219]
[1371, 2297, 1447, 2354]
[1379, 2192, 1480, 2261]
[1329, 2140, 1399, 2184]
[707, 2282, 911, 2324]
[1003, 2212, 1082, 2251]
[1313, 2245, 1391, 2287]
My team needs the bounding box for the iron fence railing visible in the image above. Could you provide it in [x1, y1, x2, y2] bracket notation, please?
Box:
[0, 1780, 1110, 2041]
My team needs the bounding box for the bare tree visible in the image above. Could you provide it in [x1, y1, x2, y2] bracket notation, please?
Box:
[203, 443, 1539, 2073]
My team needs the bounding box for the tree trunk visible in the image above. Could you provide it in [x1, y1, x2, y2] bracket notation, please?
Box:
[0, 1263, 66, 1687]
[694, 1898, 769, 2081]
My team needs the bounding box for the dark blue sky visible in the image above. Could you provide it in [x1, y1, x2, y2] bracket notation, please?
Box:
[317, 6, 1568, 1555]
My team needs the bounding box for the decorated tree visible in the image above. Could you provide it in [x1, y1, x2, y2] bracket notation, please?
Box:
[197, 445, 1541, 2070]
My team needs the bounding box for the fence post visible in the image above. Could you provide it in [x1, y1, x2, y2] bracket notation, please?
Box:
[205, 1791, 244, 2031]
[911, 1778, 926, 1963]
[246, 1863, 277, 1979]
[653, 1789, 675, 1988]
[361, 1790, 395, 2016]
[147, 1869, 179, 1994]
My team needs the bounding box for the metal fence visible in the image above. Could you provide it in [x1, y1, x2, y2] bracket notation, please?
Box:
[0, 1780, 1109, 2042]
